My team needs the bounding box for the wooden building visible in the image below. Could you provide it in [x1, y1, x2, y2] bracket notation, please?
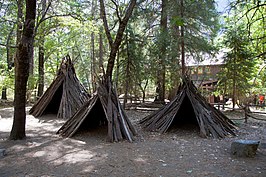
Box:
[185, 51, 226, 103]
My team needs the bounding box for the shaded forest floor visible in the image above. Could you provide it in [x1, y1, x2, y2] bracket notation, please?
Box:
[0, 106, 266, 177]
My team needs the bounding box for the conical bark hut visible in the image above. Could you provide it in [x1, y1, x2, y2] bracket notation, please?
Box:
[57, 79, 137, 142]
[29, 55, 90, 119]
[140, 76, 236, 138]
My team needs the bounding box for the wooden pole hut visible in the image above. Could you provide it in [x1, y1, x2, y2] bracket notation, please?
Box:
[29, 55, 90, 119]
[57, 79, 137, 142]
[140, 76, 236, 138]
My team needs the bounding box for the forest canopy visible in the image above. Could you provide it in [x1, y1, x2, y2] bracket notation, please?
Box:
[0, 0, 265, 104]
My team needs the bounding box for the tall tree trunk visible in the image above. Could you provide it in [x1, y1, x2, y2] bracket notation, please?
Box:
[37, 0, 46, 98]
[37, 45, 44, 98]
[116, 49, 120, 86]
[123, 32, 130, 109]
[6, 26, 15, 70]
[180, 0, 185, 75]
[99, 27, 104, 75]
[10, 0, 36, 140]
[168, 73, 179, 100]
[139, 79, 148, 103]
[1, 88, 7, 100]
[156, 0, 167, 103]
[232, 56, 236, 109]
[91, 32, 96, 91]
[99, 0, 136, 79]
[91, 0, 96, 92]
[17, 0, 23, 46]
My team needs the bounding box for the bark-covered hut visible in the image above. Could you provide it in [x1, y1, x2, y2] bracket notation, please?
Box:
[29, 55, 90, 119]
[57, 79, 137, 142]
[140, 76, 236, 138]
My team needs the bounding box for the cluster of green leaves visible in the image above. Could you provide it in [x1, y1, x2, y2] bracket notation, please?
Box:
[116, 24, 151, 98]
[151, 0, 220, 96]
[217, 24, 256, 98]
[0, 0, 17, 97]
[174, 0, 219, 55]
[216, 0, 265, 102]
[0, 0, 236, 100]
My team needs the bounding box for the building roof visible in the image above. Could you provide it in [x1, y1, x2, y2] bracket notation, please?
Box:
[185, 49, 228, 67]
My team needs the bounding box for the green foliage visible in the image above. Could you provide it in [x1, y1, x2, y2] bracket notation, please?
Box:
[0, 66, 15, 91]
[168, 0, 220, 56]
[27, 74, 38, 91]
[171, 16, 184, 26]
[116, 24, 151, 96]
[216, 0, 265, 101]
[1, 0, 264, 102]
[217, 22, 257, 100]
[0, 1, 17, 98]
[32, 1, 97, 91]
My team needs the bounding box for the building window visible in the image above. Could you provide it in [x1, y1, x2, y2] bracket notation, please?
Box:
[205, 66, 210, 73]
[198, 67, 203, 74]
[190, 67, 196, 74]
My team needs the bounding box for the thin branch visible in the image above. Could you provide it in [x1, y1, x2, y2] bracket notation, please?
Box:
[99, 0, 113, 46]
[34, 0, 52, 34]
[111, 0, 122, 22]
[136, 0, 147, 6]
[0, 19, 16, 24]
[108, 19, 118, 31]
[0, 43, 17, 48]
[250, 35, 266, 41]
[35, 13, 70, 35]
[237, 3, 266, 22]
[256, 52, 266, 58]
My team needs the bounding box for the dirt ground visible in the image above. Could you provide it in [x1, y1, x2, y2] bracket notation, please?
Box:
[0, 107, 266, 177]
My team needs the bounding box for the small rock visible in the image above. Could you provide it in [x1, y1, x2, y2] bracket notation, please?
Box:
[231, 140, 260, 157]
[186, 170, 193, 174]
[0, 149, 6, 157]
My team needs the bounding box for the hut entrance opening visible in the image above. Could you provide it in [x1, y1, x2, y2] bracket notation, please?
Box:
[75, 98, 108, 136]
[44, 84, 63, 114]
[169, 94, 199, 132]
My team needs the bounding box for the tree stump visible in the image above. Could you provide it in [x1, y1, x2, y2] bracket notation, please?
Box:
[231, 140, 260, 157]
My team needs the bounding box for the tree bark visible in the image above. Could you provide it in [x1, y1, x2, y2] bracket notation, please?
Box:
[37, 0, 46, 98]
[6, 25, 15, 70]
[139, 79, 148, 103]
[99, 0, 136, 79]
[99, 27, 104, 75]
[10, 0, 36, 140]
[91, 31, 96, 91]
[123, 31, 131, 109]
[37, 45, 44, 98]
[91, 0, 97, 92]
[232, 56, 236, 110]
[155, 0, 167, 103]
[180, 0, 185, 75]
[116, 48, 120, 86]
[1, 87, 8, 100]
[17, 0, 23, 46]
